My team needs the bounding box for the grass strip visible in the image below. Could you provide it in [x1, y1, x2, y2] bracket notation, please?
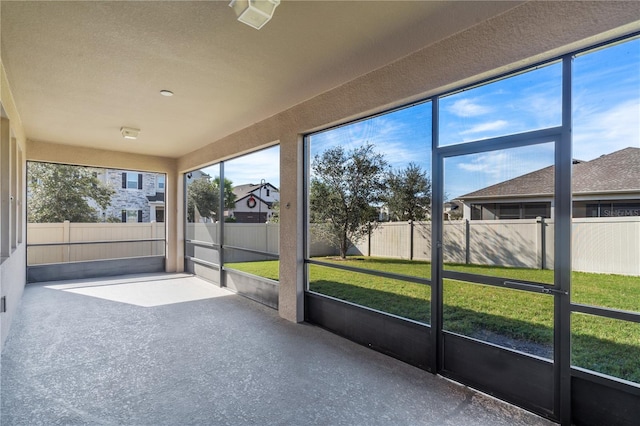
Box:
[225, 257, 640, 382]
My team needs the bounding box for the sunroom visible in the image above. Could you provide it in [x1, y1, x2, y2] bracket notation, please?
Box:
[1, 2, 639, 425]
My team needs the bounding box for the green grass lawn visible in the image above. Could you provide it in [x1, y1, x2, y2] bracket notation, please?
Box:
[225, 257, 640, 383]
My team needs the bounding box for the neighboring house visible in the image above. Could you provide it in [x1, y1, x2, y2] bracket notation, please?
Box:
[444, 200, 463, 221]
[457, 147, 640, 220]
[185, 169, 209, 185]
[97, 170, 165, 223]
[229, 183, 279, 223]
[377, 205, 389, 222]
[377, 204, 435, 222]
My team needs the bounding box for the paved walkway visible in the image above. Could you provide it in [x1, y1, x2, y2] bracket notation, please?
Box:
[1, 273, 554, 425]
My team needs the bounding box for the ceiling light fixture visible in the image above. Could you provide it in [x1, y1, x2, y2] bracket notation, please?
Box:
[229, 0, 280, 30]
[121, 127, 140, 140]
[160, 90, 174, 97]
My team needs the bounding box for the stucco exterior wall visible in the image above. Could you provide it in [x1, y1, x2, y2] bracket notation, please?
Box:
[1, 60, 28, 351]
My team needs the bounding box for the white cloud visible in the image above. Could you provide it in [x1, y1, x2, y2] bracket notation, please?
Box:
[310, 114, 431, 172]
[460, 120, 509, 135]
[448, 145, 555, 197]
[573, 99, 640, 160]
[446, 98, 491, 117]
[382, 141, 431, 171]
[457, 151, 510, 180]
[523, 92, 562, 128]
[226, 147, 281, 187]
[199, 146, 281, 188]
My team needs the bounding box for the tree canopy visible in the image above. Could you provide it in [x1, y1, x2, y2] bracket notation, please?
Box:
[187, 176, 236, 222]
[268, 200, 280, 223]
[384, 162, 432, 221]
[310, 143, 388, 258]
[28, 162, 114, 223]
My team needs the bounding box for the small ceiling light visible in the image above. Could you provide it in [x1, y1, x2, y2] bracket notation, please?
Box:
[121, 127, 140, 140]
[229, 0, 280, 30]
[160, 90, 174, 97]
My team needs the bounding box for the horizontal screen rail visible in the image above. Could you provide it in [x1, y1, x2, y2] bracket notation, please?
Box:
[504, 281, 567, 295]
[306, 259, 431, 286]
[185, 256, 220, 269]
[222, 244, 279, 259]
[572, 303, 640, 324]
[27, 238, 165, 247]
[185, 239, 220, 249]
[442, 270, 560, 294]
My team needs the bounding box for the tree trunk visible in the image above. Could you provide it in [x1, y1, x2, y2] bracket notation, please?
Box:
[340, 230, 348, 259]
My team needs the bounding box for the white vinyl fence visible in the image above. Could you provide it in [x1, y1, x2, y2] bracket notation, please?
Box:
[27, 221, 165, 265]
[186, 223, 325, 260]
[348, 217, 639, 276]
[185, 223, 279, 263]
[349, 219, 548, 267]
[29, 217, 640, 276]
[571, 217, 639, 275]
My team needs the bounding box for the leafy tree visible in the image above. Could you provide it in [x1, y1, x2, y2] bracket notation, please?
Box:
[215, 177, 237, 211]
[187, 176, 236, 222]
[310, 144, 388, 259]
[268, 200, 280, 223]
[28, 162, 114, 223]
[384, 162, 431, 221]
[187, 177, 217, 222]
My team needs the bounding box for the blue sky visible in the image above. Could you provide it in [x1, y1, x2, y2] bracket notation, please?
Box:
[200, 145, 280, 189]
[223, 146, 280, 188]
[204, 37, 639, 198]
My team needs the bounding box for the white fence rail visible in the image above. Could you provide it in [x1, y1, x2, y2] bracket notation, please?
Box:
[29, 217, 640, 276]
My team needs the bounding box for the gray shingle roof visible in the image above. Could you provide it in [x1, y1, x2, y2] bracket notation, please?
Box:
[232, 183, 278, 199]
[460, 147, 640, 199]
[232, 183, 261, 199]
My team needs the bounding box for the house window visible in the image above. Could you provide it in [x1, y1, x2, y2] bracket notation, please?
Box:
[471, 204, 482, 220]
[157, 175, 165, 191]
[523, 203, 550, 219]
[587, 203, 602, 217]
[470, 202, 550, 220]
[121, 209, 142, 223]
[574, 201, 640, 218]
[122, 172, 142, 189]
[497, 203, 520, 219]
[156, 207, 165, 223]
[604, 202, 640, 217]
[470, 204, 497, 220]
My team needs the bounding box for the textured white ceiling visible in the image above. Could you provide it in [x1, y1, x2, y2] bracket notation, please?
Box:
[1, 1, 521, 158]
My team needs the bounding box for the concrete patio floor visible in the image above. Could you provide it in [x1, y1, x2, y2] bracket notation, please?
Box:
[1, 273, 554, 425]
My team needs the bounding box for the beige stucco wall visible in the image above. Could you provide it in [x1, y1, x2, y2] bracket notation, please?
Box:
[176, 1, 640, 322]
[1, 60, 29, 350]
